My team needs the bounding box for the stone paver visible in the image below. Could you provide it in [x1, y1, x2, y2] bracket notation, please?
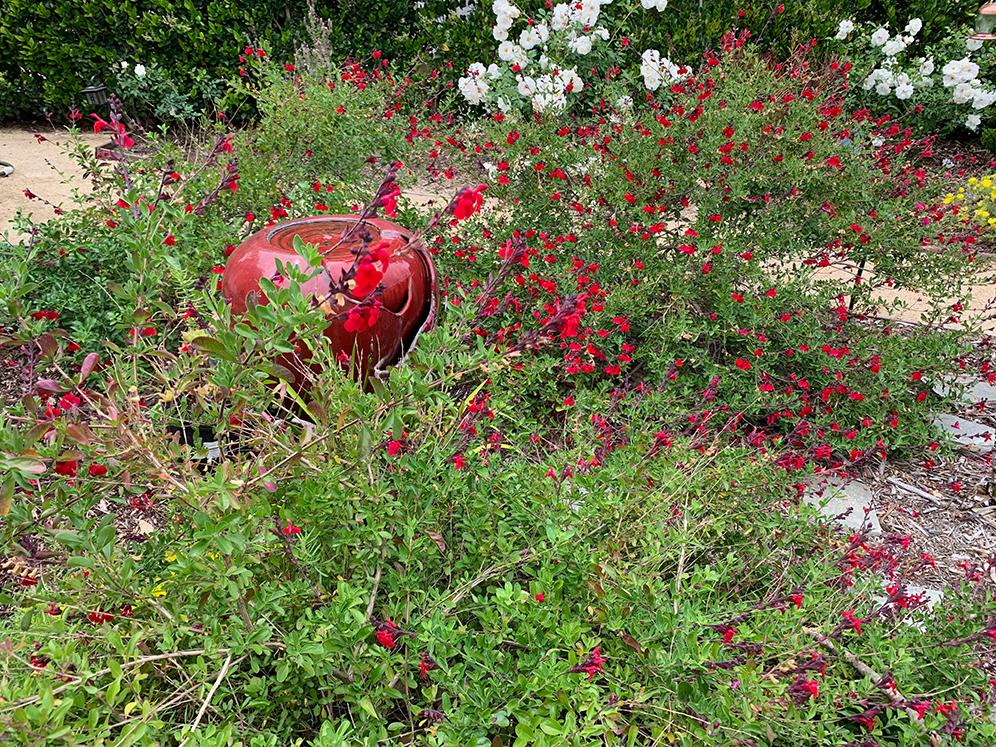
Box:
[803, 477, 881, 533]
[932, 376, 996, 403]
[933, 412, 996, 451]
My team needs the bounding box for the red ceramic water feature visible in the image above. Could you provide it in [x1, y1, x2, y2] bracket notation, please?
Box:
[222, 215, 438, 386]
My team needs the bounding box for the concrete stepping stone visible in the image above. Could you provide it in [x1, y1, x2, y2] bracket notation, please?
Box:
[932, 376, 996, 403]
[932, 413, 996, 452]
[803, 477, 881, 533]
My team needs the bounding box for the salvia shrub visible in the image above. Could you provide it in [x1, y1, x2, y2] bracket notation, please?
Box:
[0, 29, 994, 747]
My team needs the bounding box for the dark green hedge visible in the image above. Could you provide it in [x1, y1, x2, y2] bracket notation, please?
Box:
[0, 0, 973, 121]
[0, 0, 451, 120]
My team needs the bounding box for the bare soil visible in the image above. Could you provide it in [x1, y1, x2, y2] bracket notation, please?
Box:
[0, 126, 105, 228]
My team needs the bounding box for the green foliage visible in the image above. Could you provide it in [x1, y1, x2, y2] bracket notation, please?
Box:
[0, 0, 975, 122]
[0, 45, 993, 747]
[0, 0, 452, 121]
[982, 127, 996, 154]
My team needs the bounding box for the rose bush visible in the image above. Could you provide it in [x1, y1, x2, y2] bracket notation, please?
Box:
[831, 15, 996, 135]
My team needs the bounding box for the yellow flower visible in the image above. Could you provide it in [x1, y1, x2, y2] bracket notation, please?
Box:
[944, 194, 954, 204]
[976, 209, 990, 219]
[983, 178, 993, 188]
[151, 584, 167, 598]
[164, 549, 177, 562]
[969, 177, 978, 185]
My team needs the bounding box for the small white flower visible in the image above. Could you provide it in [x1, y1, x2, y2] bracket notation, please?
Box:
[459, 63, 490, 106]
[498, 41, 517, 61]
[835, 20, 854, 40]
[120, 61, 129, 70]
[905, 18, 922, 36]
[569, 35, 593, 55]
[520, 26, 542, 50]
[560, 67, 584, 94]
[967, 38, 984, 52]
[492, 0, 519, 19]
[973, 88, 996, 109]
[882, 38, 905, 57]
[593, 27, 609, 41]
[615, 94, 633, 110]
[640, 0, 667, 9]
[642, 67, 663, 91]
[894, 82, 914, 100]
[918, 57, 934, 77]
[942, 58, 979, 87]
[870, 28, 889, 47]
[517, 75, 537, 97]
[875, 80, 892, 96]
[966, 113, 982, 131]
[551, 3, 571, 30]
[134, 64, 147, 78]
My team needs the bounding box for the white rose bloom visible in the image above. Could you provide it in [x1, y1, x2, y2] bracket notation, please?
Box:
[640, 0, 667, 9]
[875, 80, 892, 96]
[496, 96, 512, 112]
[905, 18, 922, 36]
[551, 4, 571, 30]
[616, 94, 633, 110]
[492, 0, 519, 19]
[942, 58, 979, 87]
[458, 73, 489, 105]
[517, 75, 537, 97]
[520, 26, 541, 50]
[134, 64, 147, 78]
[498, 41, 517, 61]
[642, 67, 663, 91]
[952, 82, 976, 105]
[534, 23, 550, 43]
[593, 27, 609, 41]
[973, 88, 996, 109]
[882, 38, 905, 57]
[570, 35, 593, 55]
[560, 67, 584, 93]
[919, 57, 934, 77]
[967, 38, 984, 52]
[575, 0, 602, 26]
[870, 28, 889, 47]
[835, 20, 854, 40]
[120, 61, 129, 70]
[895, 82, 914, 100]
[966, 114, 982, 130]
[493, 25, 510, 41]
[486, 63, 502, 79]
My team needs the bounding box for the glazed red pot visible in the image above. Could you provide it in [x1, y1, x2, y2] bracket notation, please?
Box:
[222, 215, 438, 387]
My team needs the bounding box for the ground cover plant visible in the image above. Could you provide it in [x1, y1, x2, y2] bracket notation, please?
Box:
[1, 9, 996, 747]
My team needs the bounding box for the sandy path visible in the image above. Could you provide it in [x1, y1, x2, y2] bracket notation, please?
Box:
[0, 126, 106, 228]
